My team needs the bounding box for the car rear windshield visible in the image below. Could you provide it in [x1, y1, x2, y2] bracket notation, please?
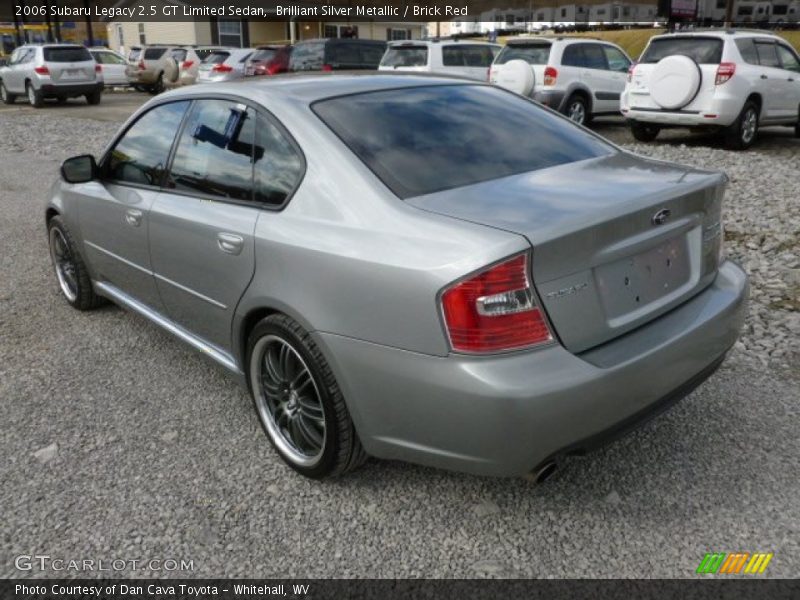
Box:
[251, 48, 278, 62]
[494, 43, 551, 65]
[640, 37, 723, 64]
[43, 47, 92, 62]
[144, 48, 167, 60]
[381, 46, 428, 67]
[128, 48, 141, 61]
[203, 52, 230, 65]
[289, 42, 324, 71]
[313, 84, 613, 199]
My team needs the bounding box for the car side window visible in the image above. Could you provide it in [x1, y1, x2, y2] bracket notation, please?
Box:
[360, 45, 385, 66]
[561, 44, 585, 68]
[603, 46, 630, 72]
[167, 99, 256, 202]
[331, 43, 360, 65]
[106, 101, 189, 187]
[735, 38, 758, 65]
[582, 44, 608, 70]
[776, 44, 800, 73]
[253, 113, 304, 206]
[755, 42, 780, 68]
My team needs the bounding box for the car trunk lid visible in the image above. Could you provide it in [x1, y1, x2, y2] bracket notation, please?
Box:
[406, 152, 726, 353]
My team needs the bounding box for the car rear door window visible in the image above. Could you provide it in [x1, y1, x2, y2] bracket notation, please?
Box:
[313, 84, 613, 199]
[494, 43, 550, 65]
[640, 37, 723, 64]
[736, 38, 758, 65]
[561, 44, 586, 67]
[43, 46, 92, 62]
[602, 46, 630, 72]
[775, 44, 800, 72]
[253, 114, 305, 206]
[755, 42, 780, 68]
[582, 44, 608, 70]
[167, 100, 256, 202]
[106, 101, 190, 187]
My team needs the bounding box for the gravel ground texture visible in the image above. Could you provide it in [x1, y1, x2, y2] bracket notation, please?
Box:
[0, 111, 798, 579]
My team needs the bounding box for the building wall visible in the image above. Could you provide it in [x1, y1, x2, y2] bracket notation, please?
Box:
[249, 22, 290, 45]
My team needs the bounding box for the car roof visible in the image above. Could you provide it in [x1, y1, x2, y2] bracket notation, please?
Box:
[163, 72, 474, 105]
[388, 39, 499, 47]
[296, 38, 386, 45]
[650, 29, 782, 40]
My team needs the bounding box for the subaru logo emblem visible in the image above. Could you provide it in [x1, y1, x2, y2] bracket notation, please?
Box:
[652, 208, 671, 226]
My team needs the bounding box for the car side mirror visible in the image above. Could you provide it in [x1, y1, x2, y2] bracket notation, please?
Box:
[61, 155, 97, 184]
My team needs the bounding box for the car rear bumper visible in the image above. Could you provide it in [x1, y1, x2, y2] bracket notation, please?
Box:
[315, 260, 748, 477]
[40, 82, 103, 97]
[622, 94, 742, 127]
[533, 89, 566, 111]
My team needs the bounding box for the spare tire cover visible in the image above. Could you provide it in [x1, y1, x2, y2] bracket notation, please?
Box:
[650, 55, 701, 110]
[492, 59, 535, 97]
[163, 57, 179, 83]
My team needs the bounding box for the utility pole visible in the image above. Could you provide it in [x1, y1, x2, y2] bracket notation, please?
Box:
[724, 0, 735, 26]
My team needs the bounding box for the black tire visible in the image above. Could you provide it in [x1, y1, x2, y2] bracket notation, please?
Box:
[630, 121, 661, 142]
[26, 82, 43, 108]
[0, 81, 15, 104]
[56, 96, 68, 104]
[133, 84, 147, 93]
[564, 93, 591, 126]
[148, 73, 164, 95]
[724, 101, 759, 150]
[246, 314, 367, 479]
[85, 89, 102, 105]
[47, 216, 106, 311]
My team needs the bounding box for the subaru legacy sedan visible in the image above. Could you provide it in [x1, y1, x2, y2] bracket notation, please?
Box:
[46, 74, 748, 480]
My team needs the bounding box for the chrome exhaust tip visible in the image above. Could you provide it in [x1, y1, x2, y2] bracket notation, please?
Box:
[529, 461, 558, 484]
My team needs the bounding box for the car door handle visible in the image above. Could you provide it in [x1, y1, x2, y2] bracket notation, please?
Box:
[217, 233, 244, 255]
[124, 209, 143, 227]
[760, 74, 768, 79]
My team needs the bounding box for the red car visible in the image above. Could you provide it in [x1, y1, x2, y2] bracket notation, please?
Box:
[245, 45, 292, 77]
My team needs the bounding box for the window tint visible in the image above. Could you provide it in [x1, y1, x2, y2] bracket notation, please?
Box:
[313, 85, 613, 199]
[494, 43, 551, 65]
[251, 48, 278, 62]
[253, 114, 304, 206]
[289, 42, 324, 71]
[736, 38, 758, 64]
[330, 43, 361, 64]
[582, 44, 608, 70]
[603, 46, 630, 72]
[203, 52, 230, 65]
[776, 44, 800, 72]
[167, 100, 256, 202]
[143, 48, 167, 60]
[442, 45, 495, 67]
[561, 44, 585, 67]
[107, 101, 189, 187]
[360, 44, 386, 66]
[381, 46, 428, 67]
[641, 37, 723, 64]
[755, 42, 780, 68]
[43, 46, 92, 62]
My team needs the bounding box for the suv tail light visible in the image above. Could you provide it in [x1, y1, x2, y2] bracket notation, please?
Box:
[321, 64, 333, 72]
[181, 60, 194, 70]
[137, 59, 146, 70]
[440, 252, 552, 353]
[34, 66, 50, 75]
[715, 62, 736, 85]
[543, 66, 558, 86]
[627, 62, 637, 82]
[212, 64, 233, 73]
[94, 64, 102, 73]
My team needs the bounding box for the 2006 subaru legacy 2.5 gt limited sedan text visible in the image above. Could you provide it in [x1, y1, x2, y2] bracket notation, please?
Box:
[46, 74, 748, 481]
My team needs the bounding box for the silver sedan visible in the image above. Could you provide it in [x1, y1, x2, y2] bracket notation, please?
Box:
[45, 74, 748, 480]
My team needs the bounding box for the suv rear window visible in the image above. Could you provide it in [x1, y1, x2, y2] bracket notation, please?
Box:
[144, 48, 167, 60]
[313, 84, 612, 198]
[43, 47, 92, 62]
[381, 46, 428, 67]
[494, 43, 551, 65]
[442, 45, 496, 67]
[640, 37, 723, 64]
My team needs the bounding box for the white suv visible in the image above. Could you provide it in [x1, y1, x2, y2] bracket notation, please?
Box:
[489, 36, 632, 126]
[622, 30, 800, 149]
[379, 40, 500, 81]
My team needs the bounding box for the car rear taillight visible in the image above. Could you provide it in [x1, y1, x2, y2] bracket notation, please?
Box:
[34, 66, 49, 75]
[137, 59, 146, 70]
[266, 63, 282, 75]
[543, 66, 558, 86]
[321, 64, 333, 72]
[441, 252, 552, 353]
[212, 64, 233, 73]
[94, 64, 102, 73]
[715, 62, 736, 85]
[181, 60, 194, 70]
[627, 62, 637, 82]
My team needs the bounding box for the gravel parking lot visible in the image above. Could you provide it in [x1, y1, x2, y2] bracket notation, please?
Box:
[0, 95, 798, 579]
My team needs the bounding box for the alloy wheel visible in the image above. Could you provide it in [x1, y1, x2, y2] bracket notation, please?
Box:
[253, 335, 326, 466]
[741, 108, 757, 145]
[49, 227, 78, 302]
[568, 100, 586, 125]
[1, 84, 7, 102]
[27, 85, 36, 106]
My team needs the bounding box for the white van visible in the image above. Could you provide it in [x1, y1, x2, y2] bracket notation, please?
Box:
[379, 40, 500, 81]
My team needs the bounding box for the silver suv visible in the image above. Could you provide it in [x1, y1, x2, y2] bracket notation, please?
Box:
[125, 45, 181, 94]
[0, 44, 103, 107]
